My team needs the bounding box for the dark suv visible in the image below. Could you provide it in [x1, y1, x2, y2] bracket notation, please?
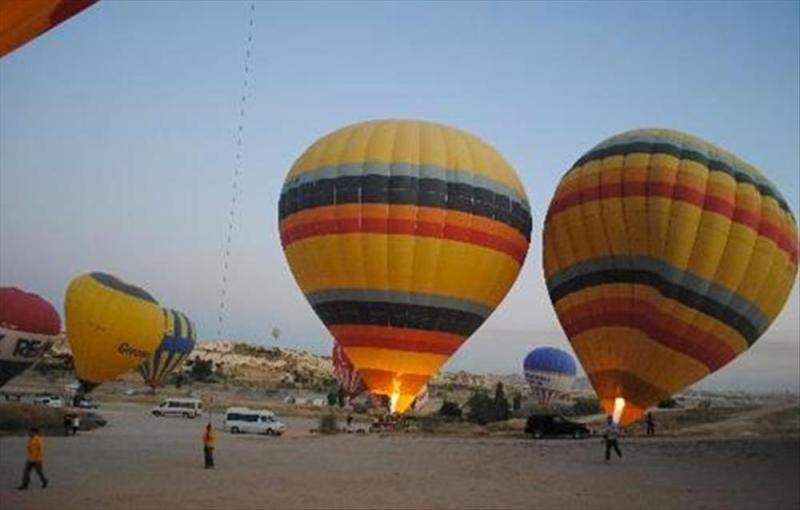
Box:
[525, 414, 590, 439]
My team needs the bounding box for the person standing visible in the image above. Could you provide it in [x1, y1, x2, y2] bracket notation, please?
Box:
[202, 423, 215, 469]
[603, 416, 622, 462]
[645, 412, 655, 436]
[63, 414, 72, 437]
[17, 428, 48, 490]
[71, 414, 81, 436]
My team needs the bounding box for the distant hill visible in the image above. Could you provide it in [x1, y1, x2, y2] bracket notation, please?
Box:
[43, 338, 529, 394]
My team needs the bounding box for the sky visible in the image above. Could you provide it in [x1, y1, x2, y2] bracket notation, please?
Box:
[1, 1, 798, 391]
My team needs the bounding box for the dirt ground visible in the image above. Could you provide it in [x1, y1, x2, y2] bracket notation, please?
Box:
[0, 403, 798, 510]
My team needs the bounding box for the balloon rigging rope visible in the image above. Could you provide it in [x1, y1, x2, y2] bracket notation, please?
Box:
[217, 2, 255, 339]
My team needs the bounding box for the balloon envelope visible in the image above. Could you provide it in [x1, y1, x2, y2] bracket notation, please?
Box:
[280, 119, 531, 413]
[523, 347, 576, 407]
[332, 341, 366, 400]
[0, 287, 61, 387]
[543, 128, 798, 424]
[137, 308, 196, 390]
[0, 0, 97, 57]
[65, 272, 163, 389]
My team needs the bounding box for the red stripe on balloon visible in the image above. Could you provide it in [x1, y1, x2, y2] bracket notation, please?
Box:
[329, 325, 464, 356]
[558, 297, 737, 372]
[280, 217, 528, 264]
[546, 182, 798, 263]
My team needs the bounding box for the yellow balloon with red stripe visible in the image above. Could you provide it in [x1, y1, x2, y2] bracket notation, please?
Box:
[279, 119, 531, 414]
[65, 272, 163, 391]
[543, 128, 798, 425]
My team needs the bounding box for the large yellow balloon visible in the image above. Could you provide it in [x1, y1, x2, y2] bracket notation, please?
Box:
[65, 272, 163, 390]
[543, 128, 798, 424]
[279, 119, 531, 414]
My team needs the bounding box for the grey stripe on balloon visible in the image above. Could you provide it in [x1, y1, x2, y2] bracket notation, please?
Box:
[304, 288, 493, 319]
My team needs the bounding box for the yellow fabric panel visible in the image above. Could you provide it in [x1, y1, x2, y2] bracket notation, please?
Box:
[735, 236, 779, 304]
[541, 225, 562, 282]
[647, 196, 673, 260]
[562, 206, 595, 264]
[572, 327, 710, 396]
[713, 222, 759, 290]
[705, 170, 737, 202]
[65, 274, 163, 385]
[344, 347, 448, 376]
[760, 195, 786, 228]
[287, 120, 527, 202]
[544, 212, 579, 273]
[735, 183, 762, 215]
[621, 183, 649, 258]
[284, 234, 521, 307]
[759, 262, 798, 321]
[685, 210, 732, 278]
[661, 201, 703, 270]
[577, 171, 613, 261]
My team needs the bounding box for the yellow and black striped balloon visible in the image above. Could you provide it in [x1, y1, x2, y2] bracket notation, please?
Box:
[279, 119, 531, 413]
[65, 272, 163, 390]
[137, 308, 197, 390]
[543, 128, 798, 424]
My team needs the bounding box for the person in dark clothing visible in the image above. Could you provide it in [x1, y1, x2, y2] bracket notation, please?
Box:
[202, 423, 215, 469]
[604, 416, 622, 462]
[346, 414, 353, 428]
[17, 428, 48, 490]
[63, 414, 72, 436]
[645, 412, 655, 436]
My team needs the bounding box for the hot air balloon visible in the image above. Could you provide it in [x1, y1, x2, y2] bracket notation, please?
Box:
[543, 128, 798, 425]
[65, 272, 163, 394]
[0, 0, 97, 58]
[523, 347, 577, 407]
[137, 308, 197, 391]
[0, 287, 61, 387]
[332, 341, 366, 401]
[279, 119, 531, 414]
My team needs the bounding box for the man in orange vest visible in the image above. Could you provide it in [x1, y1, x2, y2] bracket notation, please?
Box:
[202, 423, 215, 469]
[17, 427, 48, 490]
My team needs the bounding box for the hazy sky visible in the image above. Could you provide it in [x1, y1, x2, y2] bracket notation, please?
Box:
[1, 1, 798, 391]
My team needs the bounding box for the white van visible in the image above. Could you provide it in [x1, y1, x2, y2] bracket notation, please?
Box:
[223, 407, 286, 435]
[151, 398, 203, 418]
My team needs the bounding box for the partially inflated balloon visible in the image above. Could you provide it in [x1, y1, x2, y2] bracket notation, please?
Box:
[543, 128, 798, 424]
[65, 273, 163, 390]
[280, 119, 531, 414]
[0, 287, 61, 387]
[0, 0, 97, 57]
[137, 308, 196, 390]
[523, 347, 576, 407]
[332, 341, 366, 400]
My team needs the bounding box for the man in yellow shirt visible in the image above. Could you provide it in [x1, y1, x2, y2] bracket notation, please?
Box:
[202, 423, 215, 469]
[17, 427, 48, 490]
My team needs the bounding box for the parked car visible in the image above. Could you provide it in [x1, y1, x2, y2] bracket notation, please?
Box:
[81, 412, 107, 429]
[525, 413, 590, 439]
[223, 407, 286, 435]
[151, 398, 203, 418]
[33, 395, 64, 408]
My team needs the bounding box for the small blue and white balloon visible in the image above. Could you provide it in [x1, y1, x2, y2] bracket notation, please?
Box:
[523, 347, 577, 407]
